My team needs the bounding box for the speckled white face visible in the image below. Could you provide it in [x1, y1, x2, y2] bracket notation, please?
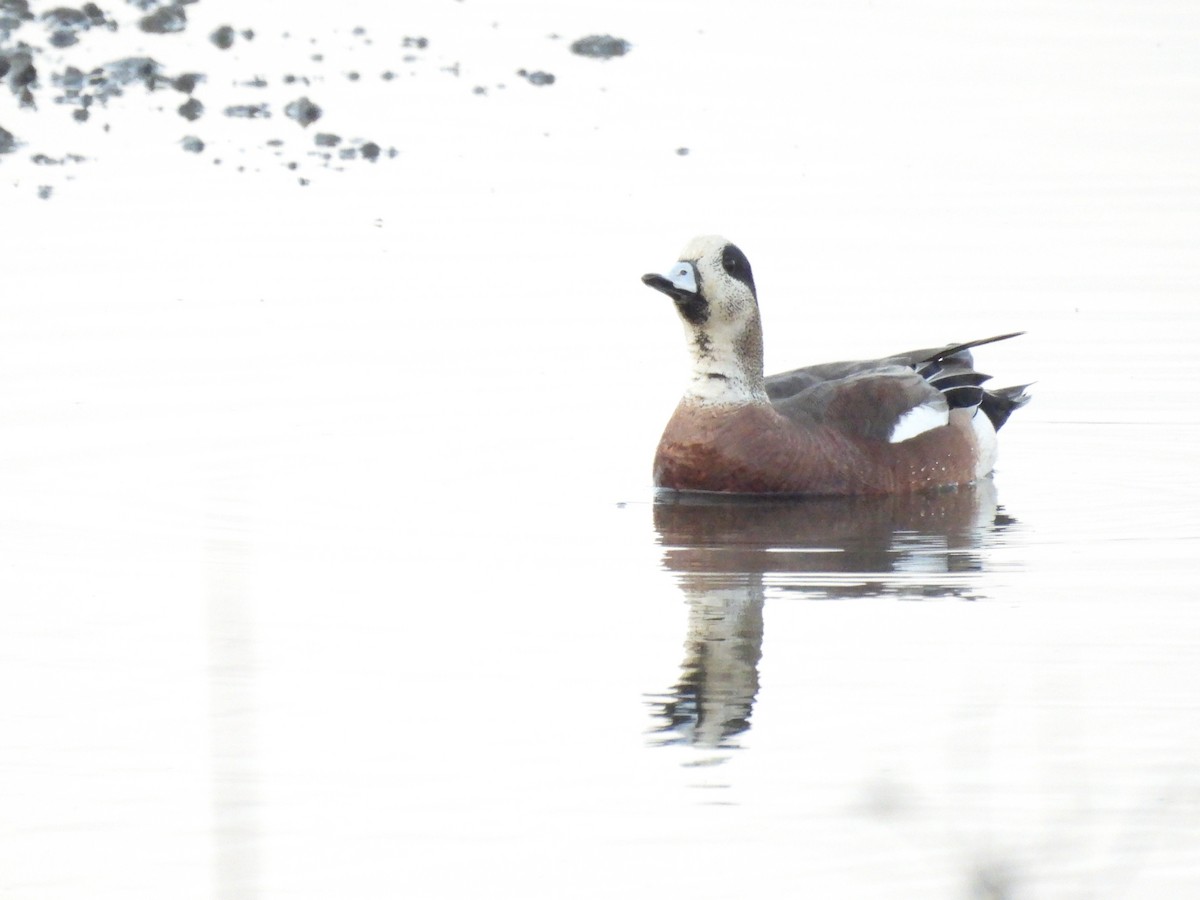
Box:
[677, 234, 758, 327]
[670, 234, 767, 405]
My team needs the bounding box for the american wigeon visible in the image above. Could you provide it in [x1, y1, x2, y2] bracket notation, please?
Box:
[642, 235, 1030, 495]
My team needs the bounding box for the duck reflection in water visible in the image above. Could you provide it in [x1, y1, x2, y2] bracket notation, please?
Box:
[647, 479, 1016, 748]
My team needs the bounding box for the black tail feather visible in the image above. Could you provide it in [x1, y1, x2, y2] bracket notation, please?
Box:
[943, 384, 987, 410]
[981, 383, 1033, 431]
[922, 331, 1026, 366]
[916, 333, 1031, 429]
[927, 370, 992, 390]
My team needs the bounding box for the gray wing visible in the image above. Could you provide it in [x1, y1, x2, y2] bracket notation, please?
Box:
[771, 367, 946, 443]
[765, 332, 1028, 441]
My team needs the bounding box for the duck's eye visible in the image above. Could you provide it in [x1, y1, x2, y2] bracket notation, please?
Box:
[720, 243, 756, 293]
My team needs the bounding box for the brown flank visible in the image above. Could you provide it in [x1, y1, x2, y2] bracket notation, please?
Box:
[654, 402, 979, 495]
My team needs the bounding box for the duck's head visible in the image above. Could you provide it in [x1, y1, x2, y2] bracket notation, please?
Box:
[642, 235, 766, 402]
[642, 235, 757, 327]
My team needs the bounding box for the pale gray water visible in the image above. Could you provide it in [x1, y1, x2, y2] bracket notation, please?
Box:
[2, 1, 1200, 898]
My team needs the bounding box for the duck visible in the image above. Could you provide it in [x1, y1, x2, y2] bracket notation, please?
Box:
[641, 235, 1030, 495]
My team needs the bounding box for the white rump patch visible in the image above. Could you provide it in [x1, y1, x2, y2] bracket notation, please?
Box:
[888, 401, 949, 443]
[971, 409, 999, 478]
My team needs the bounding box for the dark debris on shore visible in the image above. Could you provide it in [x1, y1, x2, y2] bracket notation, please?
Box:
[0, 2, 634, 193]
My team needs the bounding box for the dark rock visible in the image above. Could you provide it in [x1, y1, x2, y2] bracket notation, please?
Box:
[0, 124, 16, 153]
[360, 141, 379, 161]
[519, 69, 555, 86]
[80, 2, 105, 26]
[569, 35, 630, 59]
[27, 151, 81, 166]
[0, 1, 33, 41]
[43, 7, 97, 47]
[55, 65, 84, 93]
[98, 57, 164, 95]
[181, 134, 203, 152]
[42, 7, 90, 27]
[139, 4, 186, 35]
[177, 96, 202, 120]
[42, 55, 169, 123]
[676, 147, 689, 156]
[224, 103, 268, 118]
[2, 49, 37, 94]
[314, 132, 340, 147]
[37, 184, 52, 198]
[403, 36, 427, 49]
[284, 96, 321, 127]
[209, 24, 234, 49]
[0, 0, 34, 17]
[171, 72, 202, 93]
